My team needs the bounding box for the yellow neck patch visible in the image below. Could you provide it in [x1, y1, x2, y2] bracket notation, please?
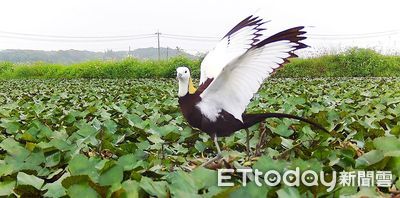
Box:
[188, 78, 196, 94]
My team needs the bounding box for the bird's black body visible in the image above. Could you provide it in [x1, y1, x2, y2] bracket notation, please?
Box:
[179, 93, 244, 137]
[179, 93, 327, 137]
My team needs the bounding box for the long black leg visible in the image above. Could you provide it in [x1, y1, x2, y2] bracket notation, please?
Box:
[245, 128, 251, 157]
[213, 134, 221, 154]
[201, 134, 222, 167]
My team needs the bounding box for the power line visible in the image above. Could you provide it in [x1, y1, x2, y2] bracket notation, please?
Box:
[162, 35, 219, 42]
[1, 28, 398, 42]
[0, 30, 221, 40]
[309, 29, 400, 37]
[163, 33, 219, 39]
[0, 34, 157, 42]
[309, 32, 399, 40]
[0, 30, 154, 39]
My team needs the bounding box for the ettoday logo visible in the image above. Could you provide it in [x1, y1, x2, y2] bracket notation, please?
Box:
[218, 168, 393, 192]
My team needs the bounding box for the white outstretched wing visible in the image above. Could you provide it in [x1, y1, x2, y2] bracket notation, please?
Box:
[199, 15, 267, 85]
[197, 27, 307, 122]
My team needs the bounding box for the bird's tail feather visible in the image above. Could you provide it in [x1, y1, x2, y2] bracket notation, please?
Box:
[242, 113, 328, 132]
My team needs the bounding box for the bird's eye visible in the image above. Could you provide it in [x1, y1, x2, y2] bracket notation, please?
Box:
[184, 71, 187, 73]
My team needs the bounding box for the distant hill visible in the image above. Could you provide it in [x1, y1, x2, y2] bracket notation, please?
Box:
[0, 47, 198, 64]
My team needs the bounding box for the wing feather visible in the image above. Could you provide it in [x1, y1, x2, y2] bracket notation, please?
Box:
[199, 15, 268, 85]
[197, 26, 307, 122]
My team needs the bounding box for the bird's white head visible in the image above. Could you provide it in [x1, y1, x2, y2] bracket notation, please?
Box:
[176, 66, 191, 81]
[176, 66, 196, 97]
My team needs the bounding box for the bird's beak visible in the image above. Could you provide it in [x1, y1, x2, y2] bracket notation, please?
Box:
[176, 73, 182, 79]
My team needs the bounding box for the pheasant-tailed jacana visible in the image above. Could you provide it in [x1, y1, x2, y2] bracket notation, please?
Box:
[176, 15, 327, 165]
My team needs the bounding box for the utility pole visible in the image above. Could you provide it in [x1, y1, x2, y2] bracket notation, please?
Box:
[155, 30, 161, 60]
[166, 47, 169, 60]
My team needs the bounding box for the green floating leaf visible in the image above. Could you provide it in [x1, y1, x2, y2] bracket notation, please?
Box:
[139, 177, 168, 198]
[231, 182, 270, 198]
[67, 182, 99, 198]
[147, 133, 164, 144]
[0, 120, 20, 134]
[0, 180, 16, 196]
[253, 155, 287, 174]
[273, 124, 294, 137]
[276, 187, 301, 198]
[50, 138, 72, 151]
[17, 172, 44, 190]
[373, 136, 400, 156]
[167, 170, 199, 197]
[104, 120, 117, 134]
[117, 154, 139, 171]
[98, 164, 123, 186]
[194, 140, 206, 153]
[351, 187, 379, 197]
[355, 150, 384, 168]
[42, 172, 69, 198]
[391, 125, 400, 136]
[0, 138, 30, 160]
[46, 151, 62, 167]
[191, 167, 218, 189]
[62, 175, 91, 189]
[68, 154, 98, 181]
[26, 150, 46, 166]
[120, 180, 140, 198]
[0, 164, 14, 177]
[77, 124, 98, 137]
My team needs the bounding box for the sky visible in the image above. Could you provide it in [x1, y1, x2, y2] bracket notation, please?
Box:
[0, 0, 399, 56]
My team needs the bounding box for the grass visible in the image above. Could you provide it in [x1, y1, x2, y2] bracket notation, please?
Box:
[274, 48, 400, 77]
[0, 48, 399, 79]
[0, 56, 200, 79]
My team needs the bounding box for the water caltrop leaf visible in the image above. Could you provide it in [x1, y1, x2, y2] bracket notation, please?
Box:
[0, 164, 14, 177]
[276, 187, 301, 198]
[2, 77, 400, 197]
[17, 172, 44, 190]
[121, 180, 140, 198]
[98, 164, 123, 186]
[0, 138, 30, 160]
[253, 155, 287, 174]
[117, 154, 138, 171]
[139, 177, 168, 198]
[373, 136, 400, 156]
[230, 182, 270, 198]
[0, 180, 16, 196]
[67, 182, 99, 198]
[0, 120, 20, 134]
[68, 154, 98, 180]
[61, 175, 91, 189]
[355, 150, 384, 168]
[42, 172, 69, 198]
[147, 133, 164, 144]
[194, 140, 206, 152]
[45, 151, 62, 167]
[273, 124, 294, 137]
[167, 170, 198, 196]
[77, 125, 98, 137]
[104, 119, 117, 134]
[191, 167, 218, 189]
[391, 125, 400, 136]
